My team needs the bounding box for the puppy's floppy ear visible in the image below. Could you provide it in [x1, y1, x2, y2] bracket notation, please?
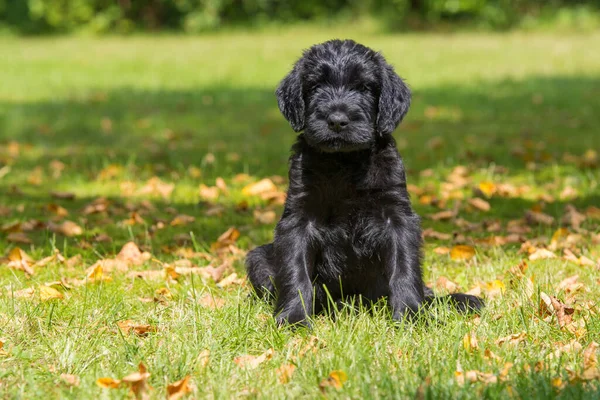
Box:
[276, 63, 305, 132]
[377, 63, 411, 135]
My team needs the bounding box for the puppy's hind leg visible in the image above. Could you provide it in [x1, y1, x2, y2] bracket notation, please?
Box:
[246, 243, 277, 300]
[423, 286, 484, 313]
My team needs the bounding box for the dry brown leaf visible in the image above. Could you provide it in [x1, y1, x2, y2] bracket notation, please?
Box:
[198, 294, 225, 309]
[232, 173, 251, 183]
[433, 246, 451, 255]
[436, 276, 458, 293]
[138, 177, 174, 199]
[495, 332, 526, 346]
[553, 340, 583, 359]
[586, 206, 600, 220]
[525, 210, 554, 226]
[429, 210, 456, 221]
[561, 205, 586, 229]
[197, 262, 228, 282]
[48, 160, 65, 178]
[499, 363, 513, 381]
[563, 249, 597, 267]
[559, 186, 579, 201]
[557, 275, 583, 295]
[7, 232, 32, 244]
[60, 374, 80, 387]
[1, 221, 22, 233]
[529, 248, 556, 261]
[170, 214, 195, 226]
[11, 287, 35, 299]
[581, 341, 600, 380]
[33, 254, 58, 268]
[319, 370, 348, 392]
[197, 350, 210, 368]
[27, 166, 44, 185]
[407, 184, 424, 196]
[294, 336, 326, 360]
[82, 197, 110, 215]
[6, 247, 35, 275]
[466, 285, 482, 297]
[539, 292, 575, 328]
[468, 198, 491, 212]
[51, 191, 76, 200]
[198, 184, 219, 201]
[121, 362, 152, 400]
[117, 320, 157, 336]
[277, 364, 296, 384]
[48, 220, 83, 237]
[450, 245, 476, 261]
[507, 219, 531, 234]
[212, 227, 241, 251]
[118, 242, 151, 266]
[253, 209, 277, 224]
[508, 260, 528, 278]
[47, 203, 69, 217]
[549, 228, 569, 249]
[234, 348, 274, 369]
[484, 348, 502, 362]
[64, 254, 82, 269]
[422, 229, 452, 241]
[242, 178, 277, 196]
[217, 272, 244, 288]
[121, 212, 146, 226]
[167, 376, 192, 400]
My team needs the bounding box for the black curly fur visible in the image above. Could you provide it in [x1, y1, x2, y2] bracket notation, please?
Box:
[247, 39, 483, 326]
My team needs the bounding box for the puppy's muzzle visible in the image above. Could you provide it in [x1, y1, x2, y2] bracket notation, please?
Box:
[327, 111, 350, 133]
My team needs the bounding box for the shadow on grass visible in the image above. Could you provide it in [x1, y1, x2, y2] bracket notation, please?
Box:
[0, 74, 599, 253]
[1, 74, 598, 175]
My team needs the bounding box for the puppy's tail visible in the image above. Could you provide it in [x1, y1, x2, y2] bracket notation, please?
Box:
[423, 286, 484, 313]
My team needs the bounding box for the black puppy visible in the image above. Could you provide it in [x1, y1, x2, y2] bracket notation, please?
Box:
[247, 39, 482, 326]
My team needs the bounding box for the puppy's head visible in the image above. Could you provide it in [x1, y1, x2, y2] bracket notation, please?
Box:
[276, 39, 411, 153]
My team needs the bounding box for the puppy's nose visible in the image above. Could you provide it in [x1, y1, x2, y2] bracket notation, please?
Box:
[327, 112, 349, 132]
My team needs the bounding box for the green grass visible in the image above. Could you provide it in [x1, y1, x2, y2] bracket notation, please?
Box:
[1, 29, 600, 399]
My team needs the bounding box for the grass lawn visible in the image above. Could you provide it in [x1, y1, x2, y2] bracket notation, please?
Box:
[1, 29, 599, 399]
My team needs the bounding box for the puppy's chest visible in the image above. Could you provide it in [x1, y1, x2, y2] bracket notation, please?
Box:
[302, 186, 396, 248]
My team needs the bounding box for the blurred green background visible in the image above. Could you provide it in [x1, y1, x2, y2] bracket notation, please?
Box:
[2, 0, 600, 34]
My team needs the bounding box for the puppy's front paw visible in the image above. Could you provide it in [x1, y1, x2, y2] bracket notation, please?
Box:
[275, 308, 312, 329]
[448, 293, 485, 313]
[391, 300, 422, 322]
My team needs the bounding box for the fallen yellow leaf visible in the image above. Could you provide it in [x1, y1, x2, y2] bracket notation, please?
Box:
[477, 181, 497, 198]
[463, 332, 479, 353]
[96, 377, 121, 388]
[450, 245, 476, 261]
[39, 285, 64, 301]
[319, 370, 348, 392]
